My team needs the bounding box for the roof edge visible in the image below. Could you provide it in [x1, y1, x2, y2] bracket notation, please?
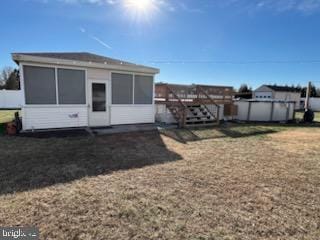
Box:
[12, 53, 160, 74]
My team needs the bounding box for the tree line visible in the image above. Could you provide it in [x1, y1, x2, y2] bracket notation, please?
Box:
[238, 83, 320, 98]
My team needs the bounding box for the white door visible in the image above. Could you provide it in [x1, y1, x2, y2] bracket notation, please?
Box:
[88, 80, 109, 127]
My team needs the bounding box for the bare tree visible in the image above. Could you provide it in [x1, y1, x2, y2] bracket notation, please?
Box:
[0, 67, 13, 88]
[238, 84, 252, 93]
[0, 67, 20, 90]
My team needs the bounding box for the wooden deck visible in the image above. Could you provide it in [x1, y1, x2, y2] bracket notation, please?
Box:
[155, 83, 235, 127]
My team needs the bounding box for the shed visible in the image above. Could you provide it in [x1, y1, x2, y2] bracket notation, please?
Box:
[253, 85, 300, 109]
[12, 52, 159, 130]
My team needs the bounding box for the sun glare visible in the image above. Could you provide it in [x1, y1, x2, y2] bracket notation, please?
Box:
[123, 0, 158, 22]
[126, 0, 152, 10]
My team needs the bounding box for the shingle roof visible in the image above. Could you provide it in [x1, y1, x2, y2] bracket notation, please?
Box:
[265, 85, 300, 93]
[12, 52, 149, 68]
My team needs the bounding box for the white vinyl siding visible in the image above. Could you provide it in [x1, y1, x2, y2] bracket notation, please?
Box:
[22, 106, 88, 130]
[110, 105, 154, 125]
[87, 68, 110, 80]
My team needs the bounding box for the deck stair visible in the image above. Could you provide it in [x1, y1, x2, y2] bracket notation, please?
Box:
[185, 105, 217, 126]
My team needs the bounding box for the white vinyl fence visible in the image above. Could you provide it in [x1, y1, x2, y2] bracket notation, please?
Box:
[301, 98, 320, 111]
[234, 100, 295, 122]
[0, 90, 23, 108]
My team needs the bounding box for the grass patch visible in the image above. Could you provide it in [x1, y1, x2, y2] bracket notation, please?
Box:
[0, 110, 20, 124]
[295, 111, 320, 122]
[0, 125, 319, 239]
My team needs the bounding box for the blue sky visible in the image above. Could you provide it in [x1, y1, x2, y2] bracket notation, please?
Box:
[1, 0, 320, 89]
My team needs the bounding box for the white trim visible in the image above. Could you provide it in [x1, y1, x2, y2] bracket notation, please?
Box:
[22, 62, 87, 71]
[19, 63, 25, 106]
[55, 68, 59, 105]
[109, 104, 153, 107]
[13, 54, 159, 74]
[19, 63, 26, 129]
[88, 79, 109, 127]
[23, 105, 88, 108]
[132, 74, 135, 105]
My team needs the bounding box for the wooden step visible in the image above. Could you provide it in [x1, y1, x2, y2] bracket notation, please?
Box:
[185, 122, 218, 128]
[186, 116, 212, 121]
[185, 121, 216, 127]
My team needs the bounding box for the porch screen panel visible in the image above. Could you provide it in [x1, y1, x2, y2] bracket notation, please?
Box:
[24, 66, 56, 104]
[112, 73, 133, 104]
[58, 69, 86, 104]
[134, 75, 153, 104]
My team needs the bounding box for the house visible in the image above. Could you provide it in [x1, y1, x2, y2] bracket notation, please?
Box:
[12, 52, 159, 130]
[253, 85, 301, 109]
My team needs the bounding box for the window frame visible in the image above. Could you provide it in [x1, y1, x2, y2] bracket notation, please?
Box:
[110, 71, 154, 106]
[21, 63, 87, 106]
[57, 68, 86, 105]
[92, 82, 107, 112]
[111, 72, 134, 105]
[134, 74, 154, 104]
[23, 65, 57, 105]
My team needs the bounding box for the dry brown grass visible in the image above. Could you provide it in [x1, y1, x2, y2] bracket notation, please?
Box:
[0, 125, 319, 240]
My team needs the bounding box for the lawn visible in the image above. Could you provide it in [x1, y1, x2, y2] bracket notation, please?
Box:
[295, 111, 320, 122]
[0, 124, 319, 239]
[0, 110, 20, 124]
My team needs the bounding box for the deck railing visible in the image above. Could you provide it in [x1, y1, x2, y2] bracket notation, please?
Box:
[155, 83, 234, 104]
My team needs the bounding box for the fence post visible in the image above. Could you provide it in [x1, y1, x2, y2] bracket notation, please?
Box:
[286, 102, 290, 122]
[247, 102, 252, 121]
[270, 101, 274, 121]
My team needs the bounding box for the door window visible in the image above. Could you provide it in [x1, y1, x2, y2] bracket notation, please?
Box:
[92, 83, 106, 112]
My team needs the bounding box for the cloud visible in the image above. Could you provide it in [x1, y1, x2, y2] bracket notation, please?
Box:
[79, 27, 86, 33]
[178, 2, 204, 13]
[58, 0, 118, 5]
[222, 0, 320, 14]
[106, 0, 116, 4]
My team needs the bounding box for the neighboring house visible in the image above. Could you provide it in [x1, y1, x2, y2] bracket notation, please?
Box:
[253, 85, 301, 109]
[12, 52, 159, 130]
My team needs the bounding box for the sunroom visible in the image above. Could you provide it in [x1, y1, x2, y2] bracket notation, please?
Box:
[12, 52, 159, 130]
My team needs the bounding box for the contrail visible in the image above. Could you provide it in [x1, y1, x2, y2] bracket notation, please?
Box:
[90, 35, 112, 49]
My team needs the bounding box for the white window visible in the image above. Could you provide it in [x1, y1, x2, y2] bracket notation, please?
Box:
[112, 73, 133, 104]
[23, 65, 86, 105]
[24, 66, 56, 104]
[134, 75, 153, 104]
[111, 73, 153, 105]
[58, 69, 86, 104]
